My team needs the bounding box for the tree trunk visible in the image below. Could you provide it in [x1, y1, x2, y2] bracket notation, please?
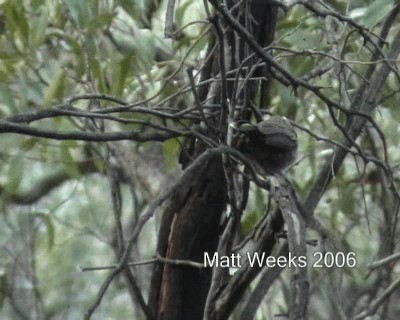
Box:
[148, 1, 278, 319]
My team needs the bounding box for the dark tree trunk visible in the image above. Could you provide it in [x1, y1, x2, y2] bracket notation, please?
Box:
[148, 149, 226, 320]
[148, 1, 278, 319]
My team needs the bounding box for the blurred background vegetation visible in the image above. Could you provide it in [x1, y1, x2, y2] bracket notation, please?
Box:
[0, 0, 399, 319]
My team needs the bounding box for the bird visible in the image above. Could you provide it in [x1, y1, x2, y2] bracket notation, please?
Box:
[235, 116, 298, 175]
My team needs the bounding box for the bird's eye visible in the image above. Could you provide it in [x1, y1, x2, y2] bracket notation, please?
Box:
[232, 130, 240, 137]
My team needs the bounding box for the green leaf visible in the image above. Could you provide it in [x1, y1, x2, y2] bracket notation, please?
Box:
[132, 29, 155, 72]
[283, 29, 323, 50]
[30, 7, 49, 47]
[32, 211, 55, 251]
[63, 0, 92, 28]
[175, 0, 192, 29]
[5, 152, 24, 195]
[112, 55, 132, 96]
[337, 182, 357, 216]
[0, 85, 17, 114]
[91, 58, 107, 93]
[21, 137, 39, 151]
[254, 186, 267, 213]
[241, 210, 260, 236]
[163, 138, 181, 169]
[31, 0, 46, 9]
[327, 0, 348, 14]
[60, 143, 80, 178]
[4, 1, 30, 45]
[360, 0, 392, 28]
[85, 35, 97, 65]
[87, 13, 114, 32]
[43, 69, 66, 108]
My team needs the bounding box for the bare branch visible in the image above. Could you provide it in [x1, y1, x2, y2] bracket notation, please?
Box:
[352, 276, 400, 320]
[0, 119, 185, 142]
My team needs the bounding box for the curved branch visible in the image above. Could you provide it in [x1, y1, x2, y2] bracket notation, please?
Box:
[0, 120, 186, 142]
[1, 160, 97, 205]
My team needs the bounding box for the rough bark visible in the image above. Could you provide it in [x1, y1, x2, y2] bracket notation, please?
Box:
[148, 1, 278, 319]
[148, 148, 226, 320]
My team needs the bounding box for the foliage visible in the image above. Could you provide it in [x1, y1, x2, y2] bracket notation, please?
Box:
[0, 0, 399, 319]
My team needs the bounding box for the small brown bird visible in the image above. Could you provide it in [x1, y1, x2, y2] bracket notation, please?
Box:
[236, 117, 298, 175]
